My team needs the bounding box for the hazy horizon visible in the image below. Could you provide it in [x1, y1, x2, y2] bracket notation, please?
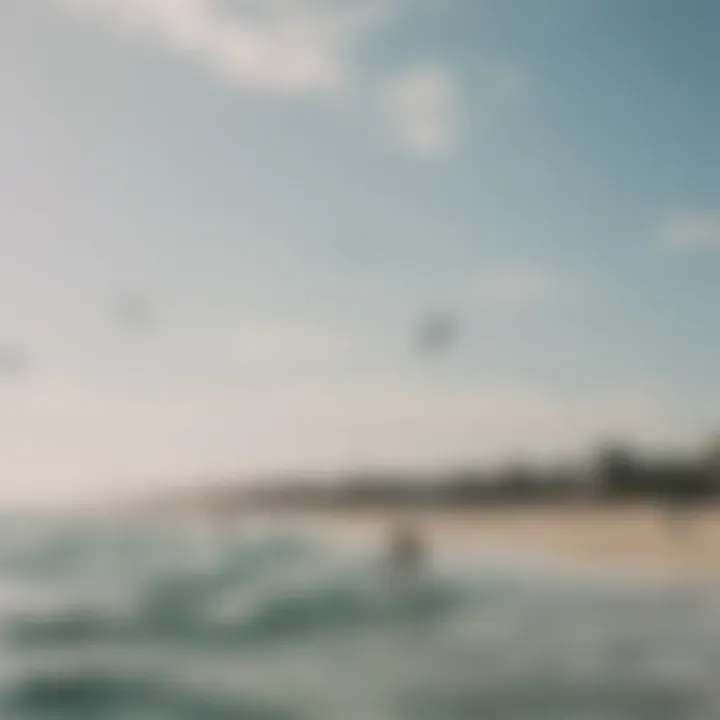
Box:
[1, 0, 718, 507]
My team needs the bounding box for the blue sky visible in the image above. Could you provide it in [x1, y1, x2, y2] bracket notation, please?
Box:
[0, 0, 718, 505]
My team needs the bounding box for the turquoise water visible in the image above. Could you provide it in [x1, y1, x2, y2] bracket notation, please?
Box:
[1, 517, 719, 719]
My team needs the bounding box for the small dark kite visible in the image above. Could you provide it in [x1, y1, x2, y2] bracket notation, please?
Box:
[415, 311, 459, 354]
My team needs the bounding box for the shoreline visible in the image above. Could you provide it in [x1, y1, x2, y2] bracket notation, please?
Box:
[241, 505, 720, 584]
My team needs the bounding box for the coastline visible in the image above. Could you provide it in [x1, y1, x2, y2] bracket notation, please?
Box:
[245, 504, 720, 584]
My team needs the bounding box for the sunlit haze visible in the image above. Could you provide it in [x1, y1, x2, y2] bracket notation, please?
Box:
[0, 0, 718, 506]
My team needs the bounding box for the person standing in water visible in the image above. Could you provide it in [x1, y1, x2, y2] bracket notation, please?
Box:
[386, 517, 427, 586]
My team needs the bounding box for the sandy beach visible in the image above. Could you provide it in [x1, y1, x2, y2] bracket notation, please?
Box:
[260, 504, 720, 582]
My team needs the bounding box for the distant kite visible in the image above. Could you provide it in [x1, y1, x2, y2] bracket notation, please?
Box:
[415, 311, 459, 354]
[115, 293, 152, 331]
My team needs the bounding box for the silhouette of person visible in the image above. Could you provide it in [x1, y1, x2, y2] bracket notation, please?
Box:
[386, 518, 426, 586]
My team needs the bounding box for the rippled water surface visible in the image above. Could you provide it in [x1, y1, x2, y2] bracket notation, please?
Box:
[1, 516, 719, 719]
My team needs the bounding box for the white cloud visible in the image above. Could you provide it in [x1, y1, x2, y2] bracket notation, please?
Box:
[56, 1, 524, 154]
[466, 266, 556, 310]
[383, 63, 461, 157]
[58, 0, 394, 95]
[381, 62, 527, 156]
[656, 210, 720, 254]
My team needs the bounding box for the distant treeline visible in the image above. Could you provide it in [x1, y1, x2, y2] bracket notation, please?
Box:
[156, 441, 720, 516]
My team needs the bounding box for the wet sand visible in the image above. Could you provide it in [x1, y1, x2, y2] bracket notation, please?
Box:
[265, 504, 720, 581]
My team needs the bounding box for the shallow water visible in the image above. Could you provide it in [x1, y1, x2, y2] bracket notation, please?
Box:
[1, 516, 719, 719]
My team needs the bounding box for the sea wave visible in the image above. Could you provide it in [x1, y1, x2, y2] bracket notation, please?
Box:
[1, 517, 720, 719]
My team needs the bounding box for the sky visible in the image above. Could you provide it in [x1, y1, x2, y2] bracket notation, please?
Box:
[0, 0, 718, 506]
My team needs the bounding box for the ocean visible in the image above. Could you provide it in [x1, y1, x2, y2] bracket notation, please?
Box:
[1, 515, 719, 719]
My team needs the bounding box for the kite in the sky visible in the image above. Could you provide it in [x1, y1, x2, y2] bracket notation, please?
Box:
[115, 293, 152, 331]
[414, 310, 459, 354]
